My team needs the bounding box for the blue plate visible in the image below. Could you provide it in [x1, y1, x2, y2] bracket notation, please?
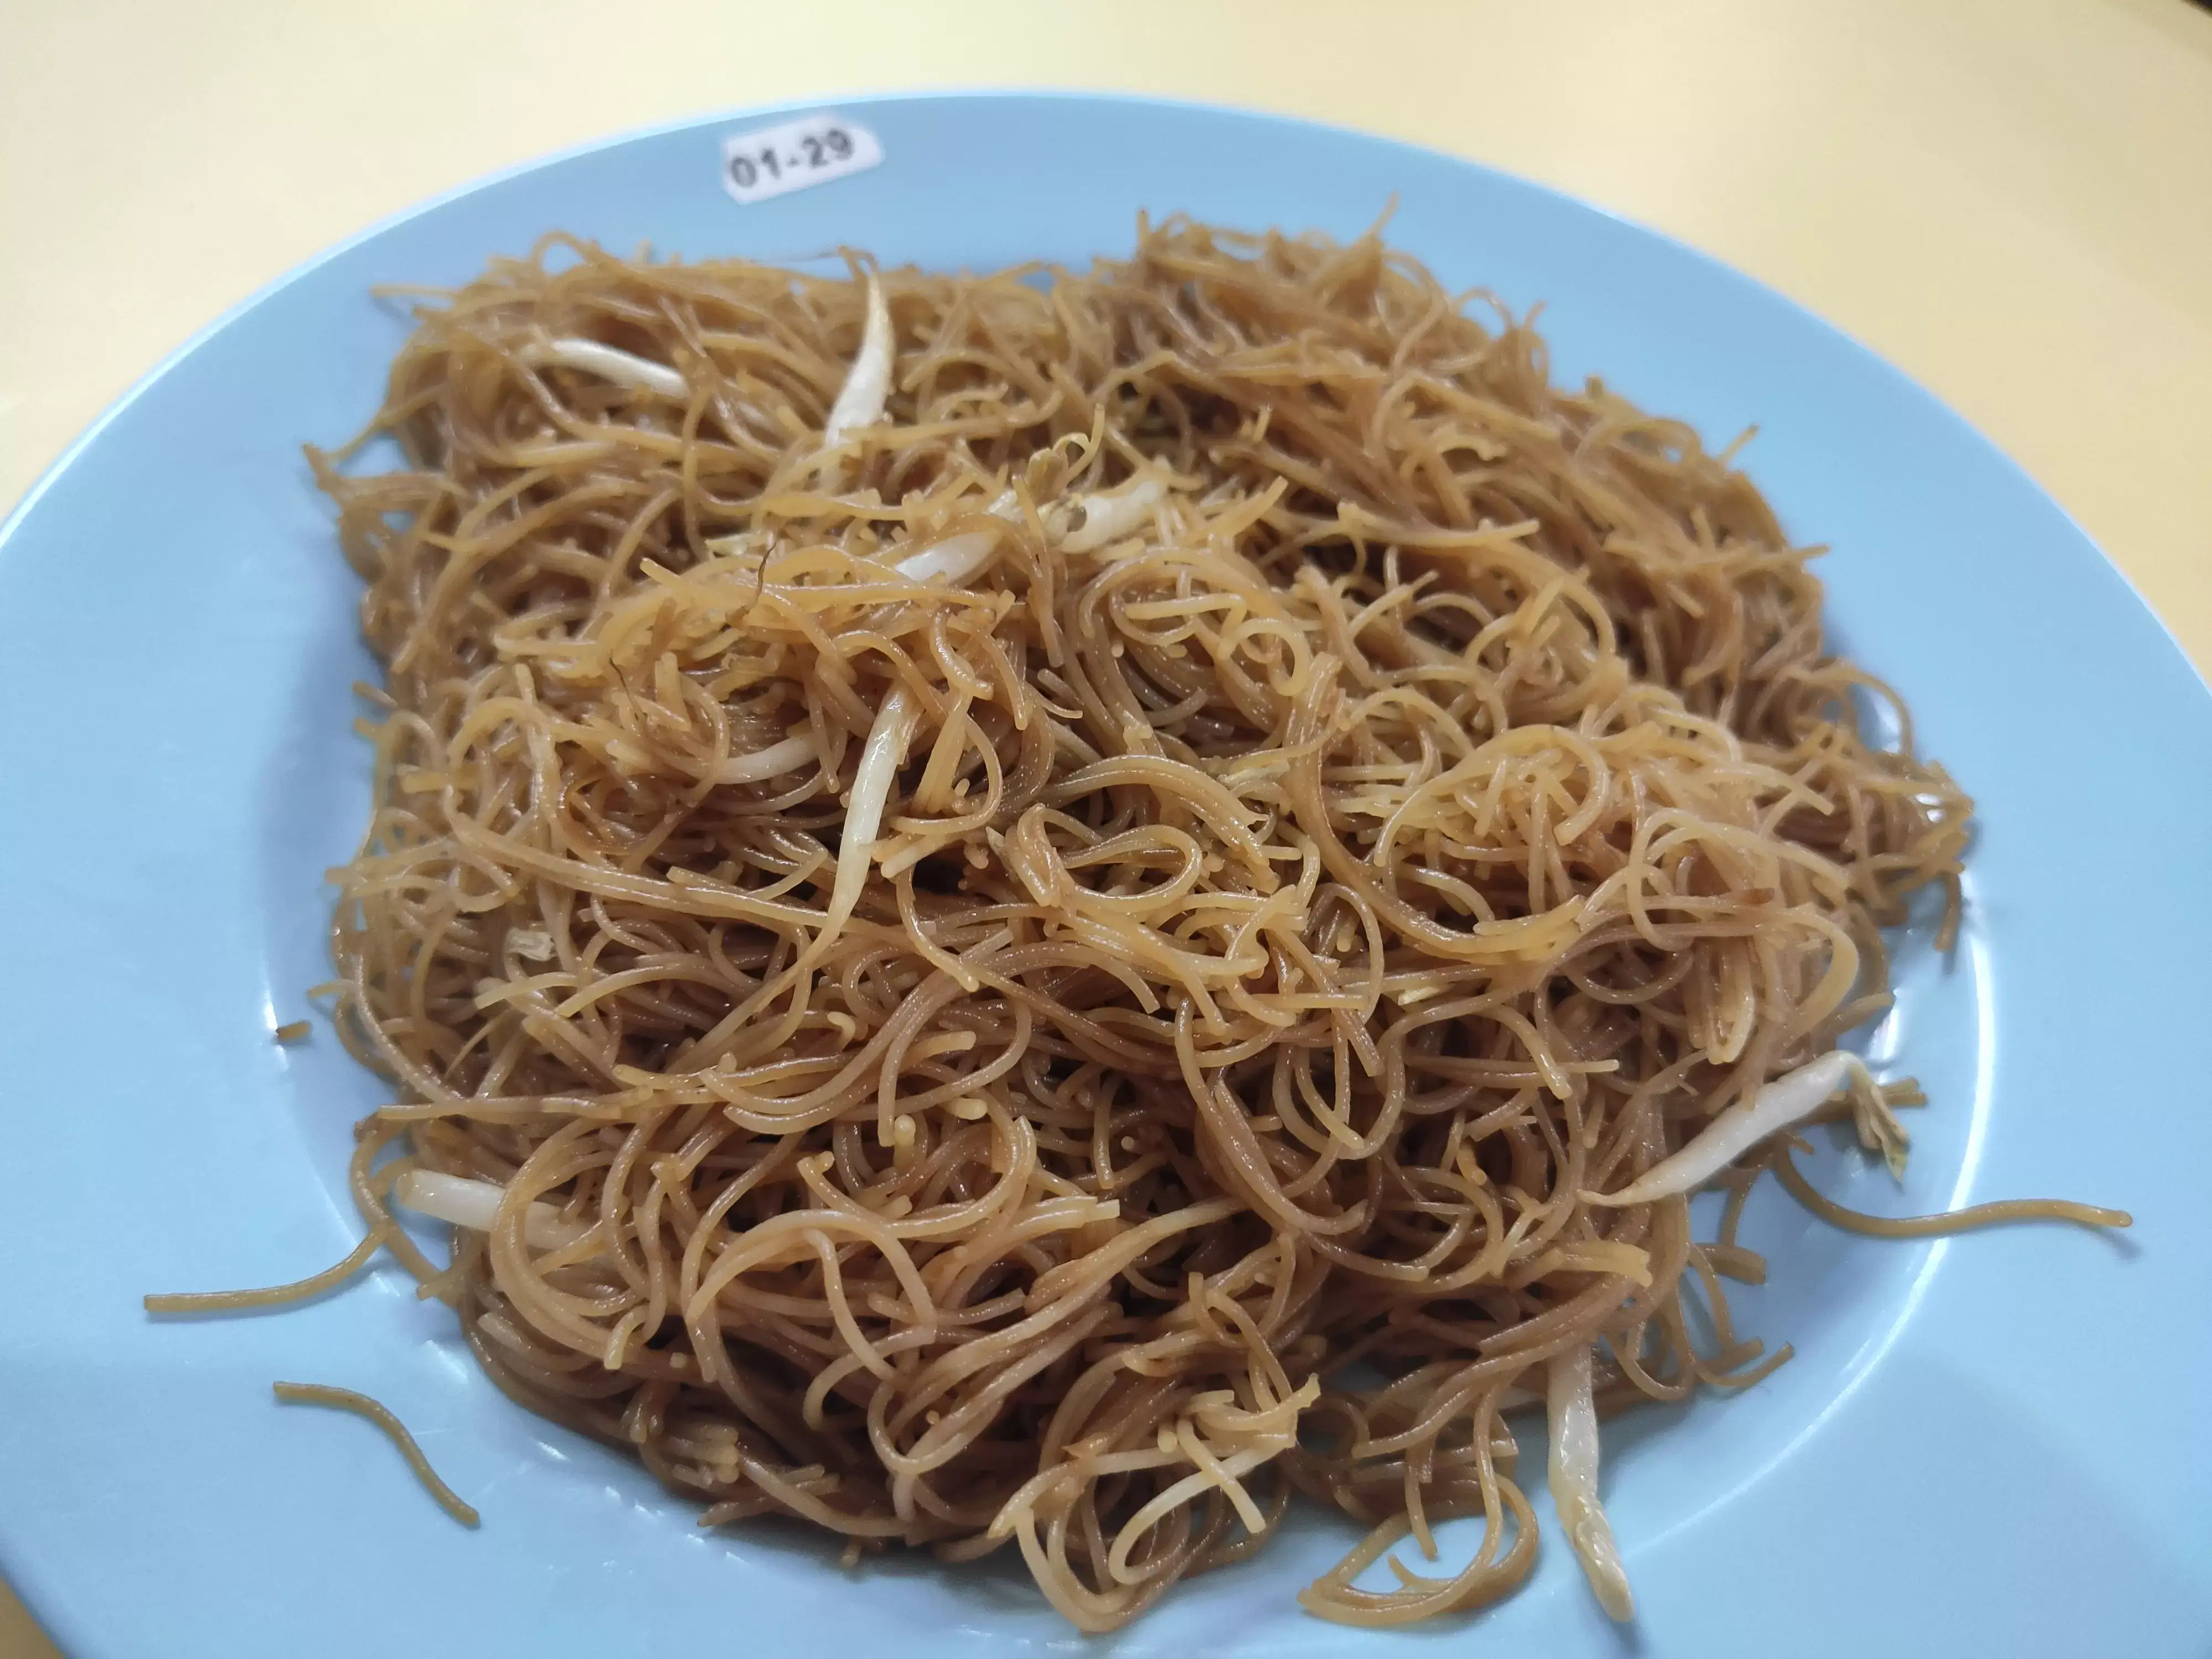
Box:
[3, 93, 2208, 1658]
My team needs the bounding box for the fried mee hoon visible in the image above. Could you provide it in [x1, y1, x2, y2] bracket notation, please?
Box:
[295, 218, 2125, 1629]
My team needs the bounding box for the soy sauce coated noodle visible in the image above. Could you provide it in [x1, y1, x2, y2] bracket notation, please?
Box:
[302, 218, 2119, 1629]
[271, 1382, 482, 1527]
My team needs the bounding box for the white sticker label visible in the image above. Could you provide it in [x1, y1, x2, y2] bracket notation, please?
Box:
[719, 114, 883, 205]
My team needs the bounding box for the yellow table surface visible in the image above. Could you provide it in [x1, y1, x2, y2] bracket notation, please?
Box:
[3, 0, 2209, 1650]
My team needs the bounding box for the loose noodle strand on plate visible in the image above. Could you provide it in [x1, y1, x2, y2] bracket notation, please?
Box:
[296, 217, 2114, 1628]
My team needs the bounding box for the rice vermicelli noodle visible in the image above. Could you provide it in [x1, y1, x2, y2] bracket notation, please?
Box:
[274, 216, 2126, 1629]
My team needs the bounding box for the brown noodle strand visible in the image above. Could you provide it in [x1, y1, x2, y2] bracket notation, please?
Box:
[144, 1229, 384, 1314]
[268, 215, 2128, 1629]
[271, 1381, 482, 1527]
[1771, 1147, 2131, 1236]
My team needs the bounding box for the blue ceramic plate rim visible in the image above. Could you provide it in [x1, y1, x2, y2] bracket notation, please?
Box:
[2, 91, 2209, 1659]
